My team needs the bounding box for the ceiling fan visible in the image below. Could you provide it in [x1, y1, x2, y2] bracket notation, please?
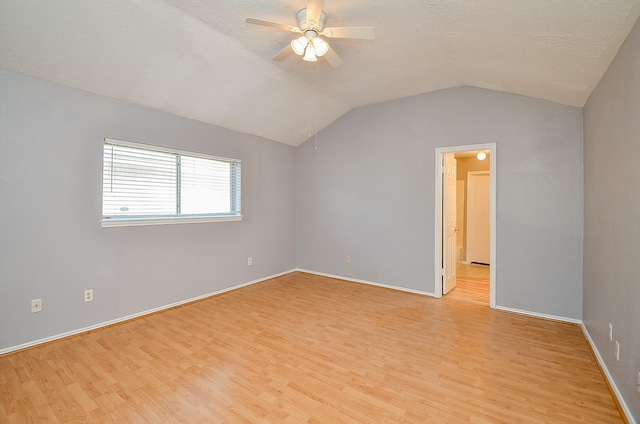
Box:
[246, 0, 375, 68]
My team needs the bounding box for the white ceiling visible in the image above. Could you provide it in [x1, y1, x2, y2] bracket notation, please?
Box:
[1, 0, 639, 146]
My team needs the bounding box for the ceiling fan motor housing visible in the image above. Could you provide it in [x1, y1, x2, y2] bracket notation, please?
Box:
[296, 8, 327, 31]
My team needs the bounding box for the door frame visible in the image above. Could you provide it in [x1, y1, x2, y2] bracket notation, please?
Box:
[434, 143, 496, 308]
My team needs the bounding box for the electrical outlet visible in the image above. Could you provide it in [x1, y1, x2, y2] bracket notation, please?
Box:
[84, 289, 93, 302]
[31, 299, 42, 313]
[614, 341, 620, 361]
[247, 257, 252, 266]
[608, 323, 613, 341]
[346, 256, 351, 264]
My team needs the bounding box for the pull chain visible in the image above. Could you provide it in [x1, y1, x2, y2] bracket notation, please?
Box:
[308, 91, 311, 138]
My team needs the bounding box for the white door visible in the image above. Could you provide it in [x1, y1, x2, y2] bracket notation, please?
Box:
[443, 153, 457, 294]
[466, 171, 490, 264]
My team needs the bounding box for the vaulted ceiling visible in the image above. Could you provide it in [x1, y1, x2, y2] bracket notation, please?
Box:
[1, 0, 639, 146]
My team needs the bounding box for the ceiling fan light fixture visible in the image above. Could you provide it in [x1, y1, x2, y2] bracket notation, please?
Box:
[246, 1, 375, 69]
[313, 37, 329, 57]
[291, 36, 307, 55]
[303, 43, 317, 61]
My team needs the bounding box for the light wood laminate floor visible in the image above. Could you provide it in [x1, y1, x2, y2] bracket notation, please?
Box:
[446, 263, 491, 305]
[0, 272, 621, 423]
[445, 278, 490, 305]
[457, 263, 491, 280]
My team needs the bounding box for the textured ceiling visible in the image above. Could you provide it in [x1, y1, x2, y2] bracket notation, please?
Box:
[1, 0, 639, 146]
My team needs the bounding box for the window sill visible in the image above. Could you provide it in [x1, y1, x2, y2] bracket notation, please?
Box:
[100, 215, 242, 228]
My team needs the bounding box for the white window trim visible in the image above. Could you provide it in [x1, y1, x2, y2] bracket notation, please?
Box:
[101, 138, 242, 228]
[100, 215, 242, 228]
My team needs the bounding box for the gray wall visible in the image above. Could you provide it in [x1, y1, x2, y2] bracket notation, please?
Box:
[297, 86, 584, 320]
[583, 16, 640, 420]
[0, 70, 296, 350]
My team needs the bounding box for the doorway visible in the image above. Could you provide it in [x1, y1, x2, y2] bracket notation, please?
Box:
[434, 144, 496, 308]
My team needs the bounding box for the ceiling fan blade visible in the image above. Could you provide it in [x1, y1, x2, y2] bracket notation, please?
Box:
[323, 46, 343, 68]
[272, 45, 292, 61]
[322, 27, 375, 40]
[306, 0, 324, 27]
[246, 17, 300, 33]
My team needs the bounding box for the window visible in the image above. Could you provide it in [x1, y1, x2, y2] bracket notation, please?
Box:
[102, 138, 241, 227]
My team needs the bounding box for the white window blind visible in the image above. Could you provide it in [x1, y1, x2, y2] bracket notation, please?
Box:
[102, 139, 241, 227]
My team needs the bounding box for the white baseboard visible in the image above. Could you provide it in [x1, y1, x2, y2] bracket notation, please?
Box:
[0, 269, 296, 356]
[296, 269, 436, 297]
[494, 305, 582, 324]
[580, 323, 636, 424]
